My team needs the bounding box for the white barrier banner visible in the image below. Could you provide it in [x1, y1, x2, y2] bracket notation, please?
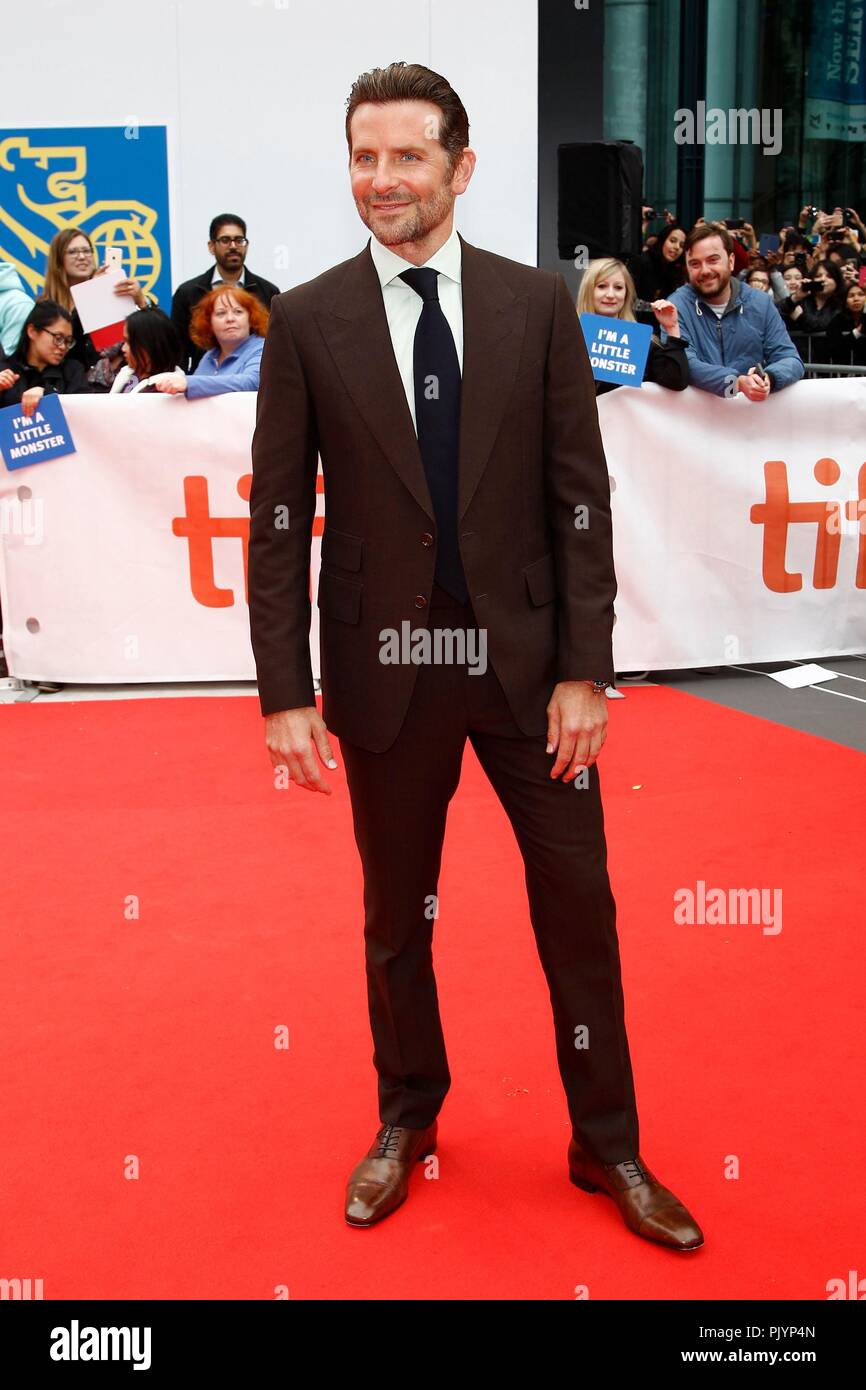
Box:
[0, 384, 863, 686]
[0, 395, 314, 685]
[600, 380, 866, 669]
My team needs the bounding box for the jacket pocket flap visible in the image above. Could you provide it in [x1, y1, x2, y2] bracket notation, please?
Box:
[523, 551, 556, 606]
[321, 527, 363, 572]
[317, 570, 361, 624]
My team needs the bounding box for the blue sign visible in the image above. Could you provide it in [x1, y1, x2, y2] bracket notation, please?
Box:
[579, 313, 653, 388]
[0, 125, 171, 308]
[0, 394, 76, 470]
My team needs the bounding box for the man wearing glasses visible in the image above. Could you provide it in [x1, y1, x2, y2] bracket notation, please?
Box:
[171, 214, 280, 372]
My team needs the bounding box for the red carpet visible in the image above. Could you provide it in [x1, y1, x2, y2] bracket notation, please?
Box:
[1, 687, 863, 1299]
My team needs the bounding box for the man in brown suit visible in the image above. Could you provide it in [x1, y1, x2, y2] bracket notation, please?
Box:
[248, 62, 703, 1252]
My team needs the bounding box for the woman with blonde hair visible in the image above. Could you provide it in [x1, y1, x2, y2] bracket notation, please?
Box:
[576, 258, 689, 395]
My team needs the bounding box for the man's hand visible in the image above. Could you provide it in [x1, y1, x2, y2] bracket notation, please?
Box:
[736, 370, 771, 401]
[265, 706, 338, 795]
[546, 681, 608, 780]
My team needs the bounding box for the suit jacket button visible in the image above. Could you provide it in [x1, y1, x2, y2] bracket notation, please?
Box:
[420, 532, 434, 547]
[414, 594, 427, 609]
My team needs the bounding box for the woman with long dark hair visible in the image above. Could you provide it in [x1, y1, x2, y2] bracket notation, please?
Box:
[828, 282, 866, 366]
[0, 299, 92, 413]
[630, 223, 688, 303]
[0, 298, 94, 693]
[783, 259, 846, 363]
[111, 309, 184, 392]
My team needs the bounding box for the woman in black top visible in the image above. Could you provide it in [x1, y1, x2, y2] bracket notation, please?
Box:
[630, 224, 688, 303]
[0, 300, 93, 413]
[828, 283, 866, 366]
[782, 260, 846, 363]
[0, 299, 92, 693]
[576, 258, 690, 396]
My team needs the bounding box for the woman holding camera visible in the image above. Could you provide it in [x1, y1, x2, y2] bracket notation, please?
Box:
[779, 261, 845, 363]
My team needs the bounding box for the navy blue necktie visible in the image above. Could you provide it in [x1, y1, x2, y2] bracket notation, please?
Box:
[398, 267, 469, 604]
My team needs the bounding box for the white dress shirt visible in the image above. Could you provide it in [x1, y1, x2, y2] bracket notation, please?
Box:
[211, 267, 246, 287]
[367, 222, 463, 436]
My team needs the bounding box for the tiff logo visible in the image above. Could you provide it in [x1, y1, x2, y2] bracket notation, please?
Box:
[750, 459, 866, 592]
[172, 471, 325, 607]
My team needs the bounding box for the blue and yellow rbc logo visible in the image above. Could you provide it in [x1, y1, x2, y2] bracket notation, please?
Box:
[0, 125, 171, 306]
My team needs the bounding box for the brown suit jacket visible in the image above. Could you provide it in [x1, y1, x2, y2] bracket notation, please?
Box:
[248, 232, 616, 753]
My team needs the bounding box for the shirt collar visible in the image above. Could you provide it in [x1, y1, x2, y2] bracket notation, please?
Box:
[211, 266, 245, 287]
[368, 222, 461, 290]
[206, 333, 259, 364]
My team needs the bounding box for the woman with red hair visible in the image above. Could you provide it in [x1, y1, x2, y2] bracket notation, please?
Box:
[150, 285, 269, 396]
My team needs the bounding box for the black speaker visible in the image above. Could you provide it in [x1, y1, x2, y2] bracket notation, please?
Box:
[557, 141, 643, 261]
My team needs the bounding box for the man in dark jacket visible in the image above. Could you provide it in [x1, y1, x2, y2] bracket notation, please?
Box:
[248, 60, 704, 1252]
[170, 214, 280, 372]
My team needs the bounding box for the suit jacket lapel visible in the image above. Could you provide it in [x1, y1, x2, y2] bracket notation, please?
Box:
[456, 234, 529, 519]
[315, 231, 529, 524]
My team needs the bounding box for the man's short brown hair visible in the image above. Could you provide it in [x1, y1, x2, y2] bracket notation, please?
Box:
[345, 61, 470, 175]
[684, 222, 734, 256]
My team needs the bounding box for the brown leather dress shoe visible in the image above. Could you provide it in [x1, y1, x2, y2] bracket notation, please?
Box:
[345, 1121, 438, 1227]
[568, 1135, 704, 1251]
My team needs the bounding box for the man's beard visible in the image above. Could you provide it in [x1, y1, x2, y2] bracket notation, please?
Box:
[693, 268, 731, 298]
[357, 180, 455, 245]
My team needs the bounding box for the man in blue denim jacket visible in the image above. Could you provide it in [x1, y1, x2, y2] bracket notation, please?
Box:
[666, 222, 804, 400]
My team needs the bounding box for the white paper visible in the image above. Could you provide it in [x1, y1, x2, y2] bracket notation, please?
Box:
[70, 269, 136, 334]
[767, 664, 838, 689]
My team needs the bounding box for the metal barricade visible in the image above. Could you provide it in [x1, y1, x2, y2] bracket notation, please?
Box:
[788, 330, 866, 376]
[802, 362, 866, 379]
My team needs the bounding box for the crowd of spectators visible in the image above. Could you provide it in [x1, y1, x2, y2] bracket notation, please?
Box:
[0, 213, 280, 688]
[0, 198, 864, 692]
[575, 203, 866, 403]
[0, 214, 278, 416]
[2, 201, 863, 418]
